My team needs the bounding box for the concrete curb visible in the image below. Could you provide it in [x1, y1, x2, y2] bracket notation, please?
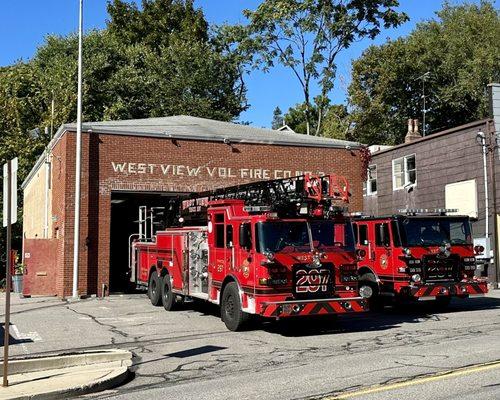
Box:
[0, 350, 133, 400]
[1, 349, 132, 376]
[6, 366, 130, 400]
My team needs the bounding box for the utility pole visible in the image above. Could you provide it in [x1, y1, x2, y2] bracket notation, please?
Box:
[487, 120, 500, 288]
[72, 0, 83, 298]
[477, 132, 489, 240]
[416, 72, 430, 136]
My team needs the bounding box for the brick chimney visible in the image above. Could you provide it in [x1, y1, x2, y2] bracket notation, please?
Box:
[404, 119, 421, 143]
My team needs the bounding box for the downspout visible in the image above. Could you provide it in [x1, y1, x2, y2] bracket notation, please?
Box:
[44, 151, 50, 238]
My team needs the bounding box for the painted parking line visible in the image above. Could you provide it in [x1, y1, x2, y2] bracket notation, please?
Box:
[325, 360, 500, 400]
[11, 325, 42, 354]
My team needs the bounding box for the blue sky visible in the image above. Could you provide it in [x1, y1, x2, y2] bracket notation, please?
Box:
[1, 0, 497, 127]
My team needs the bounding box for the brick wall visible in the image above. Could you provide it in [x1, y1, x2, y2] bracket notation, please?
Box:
[22, 239, 59, 296]
[26, 129, 364, 297]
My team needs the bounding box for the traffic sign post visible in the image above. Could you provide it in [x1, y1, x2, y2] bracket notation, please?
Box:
[2, 157, 17, 387]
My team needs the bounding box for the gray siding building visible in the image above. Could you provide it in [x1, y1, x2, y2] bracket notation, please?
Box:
[364, 113, 500, 283]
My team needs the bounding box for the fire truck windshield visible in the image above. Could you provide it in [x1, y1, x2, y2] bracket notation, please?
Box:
[398, 217, 472, 247]
[310, 220, 355, 251]
[256, 221, 355, 253]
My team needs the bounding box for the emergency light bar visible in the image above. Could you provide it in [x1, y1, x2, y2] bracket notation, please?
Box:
[398, 208, 458, 216]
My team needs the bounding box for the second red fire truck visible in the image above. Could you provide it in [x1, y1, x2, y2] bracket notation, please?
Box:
[130, 175, 369, 331]
[352, 209, 488, 308]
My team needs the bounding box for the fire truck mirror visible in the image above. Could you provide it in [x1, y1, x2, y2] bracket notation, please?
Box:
[376, 223, 390, 248]
[239, 223, 252, 251]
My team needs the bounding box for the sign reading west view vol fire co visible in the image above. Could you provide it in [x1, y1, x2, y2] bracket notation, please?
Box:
[2, 157, 18, 227]
[111, 162, 325, 181]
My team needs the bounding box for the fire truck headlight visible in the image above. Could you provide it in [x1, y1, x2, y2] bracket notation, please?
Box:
[411, 274, 422, 283]
[359, 285, 373, 299]
[313, 256, 322, 268]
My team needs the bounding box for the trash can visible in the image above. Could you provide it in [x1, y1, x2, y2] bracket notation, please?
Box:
[12, 275, 23, 293]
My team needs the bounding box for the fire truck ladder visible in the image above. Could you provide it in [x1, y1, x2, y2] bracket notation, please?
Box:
[181, 174, 350, 220]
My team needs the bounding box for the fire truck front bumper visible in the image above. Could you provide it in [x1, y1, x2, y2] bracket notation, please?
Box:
[409, 281, 488, 300]
[260, 297, 367, 318]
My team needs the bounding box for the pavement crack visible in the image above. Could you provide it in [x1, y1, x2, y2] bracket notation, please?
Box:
[65, 304, 133, 341]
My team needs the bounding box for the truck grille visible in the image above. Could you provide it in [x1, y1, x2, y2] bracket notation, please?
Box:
[292, 263, 335, 299]
[422, 254, 460, 283]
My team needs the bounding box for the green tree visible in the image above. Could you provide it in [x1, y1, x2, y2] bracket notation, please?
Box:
[349, 1, 500, 145]
[321, 104, 351, 140]
[107, 0, 209, 49]
[238, 0, 407, 136]
[284, 103, 318, 134]
[0, 0, 249, 265]
[271, 106, 284, 129]
[283, 102, 351, 139]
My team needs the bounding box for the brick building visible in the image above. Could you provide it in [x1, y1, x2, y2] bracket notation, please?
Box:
[22, 115, 365, 297]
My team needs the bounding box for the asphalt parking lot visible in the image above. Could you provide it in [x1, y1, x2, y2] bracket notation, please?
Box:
[2, 291, 500, 400]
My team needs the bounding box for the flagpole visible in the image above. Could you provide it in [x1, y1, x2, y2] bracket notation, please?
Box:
[72, 0, 83, 298]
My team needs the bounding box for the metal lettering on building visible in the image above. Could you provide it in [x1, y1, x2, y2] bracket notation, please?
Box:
[111, 162, 324, 180]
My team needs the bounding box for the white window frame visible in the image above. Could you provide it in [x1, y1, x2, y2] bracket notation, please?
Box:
[365, 164, 377, 196]
[392, 154, 417, 191]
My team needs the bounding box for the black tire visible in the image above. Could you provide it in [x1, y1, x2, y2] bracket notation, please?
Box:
[148, 271, 162, 306]
[221, 282, 249, 331]
[161, 274, 178, 311]
[359, 273, 383, 312]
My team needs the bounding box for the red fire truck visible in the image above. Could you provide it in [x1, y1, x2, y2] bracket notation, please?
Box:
[129, 175, 369, 331]
[352, 209, 488, 308]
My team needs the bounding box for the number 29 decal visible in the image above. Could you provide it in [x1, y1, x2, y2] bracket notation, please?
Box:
[295, 269, 330, 293]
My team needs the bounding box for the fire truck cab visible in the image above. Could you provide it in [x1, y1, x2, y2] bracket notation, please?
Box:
[352, 209, 488, 308]
[131, 175, 369, 331]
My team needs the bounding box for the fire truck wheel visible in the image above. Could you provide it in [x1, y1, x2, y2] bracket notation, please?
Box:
[161, 274, 177, 311]
[221, 282, 249, 331]
[148, 272, 162, 306]
[358, 273, 383, 311]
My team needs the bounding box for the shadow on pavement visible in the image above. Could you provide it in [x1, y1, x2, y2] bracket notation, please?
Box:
[133, 345, 227, 367]
[172, 294, 500, 337]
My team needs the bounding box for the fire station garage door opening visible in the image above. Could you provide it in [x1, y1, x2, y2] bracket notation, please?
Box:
[109, 191, 186, 293]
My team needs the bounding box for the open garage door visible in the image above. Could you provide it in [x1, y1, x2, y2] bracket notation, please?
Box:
[109, 191, 186, 293]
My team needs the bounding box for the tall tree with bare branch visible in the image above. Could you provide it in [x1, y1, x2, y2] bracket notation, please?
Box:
[239, 0, 407, 135]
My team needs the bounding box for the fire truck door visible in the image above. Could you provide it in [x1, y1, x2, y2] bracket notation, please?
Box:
[235, 222, 254, 287]
[356, 223, 370, 259]
[210, 213, 231, 280]
[374, 222, 392, 277]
